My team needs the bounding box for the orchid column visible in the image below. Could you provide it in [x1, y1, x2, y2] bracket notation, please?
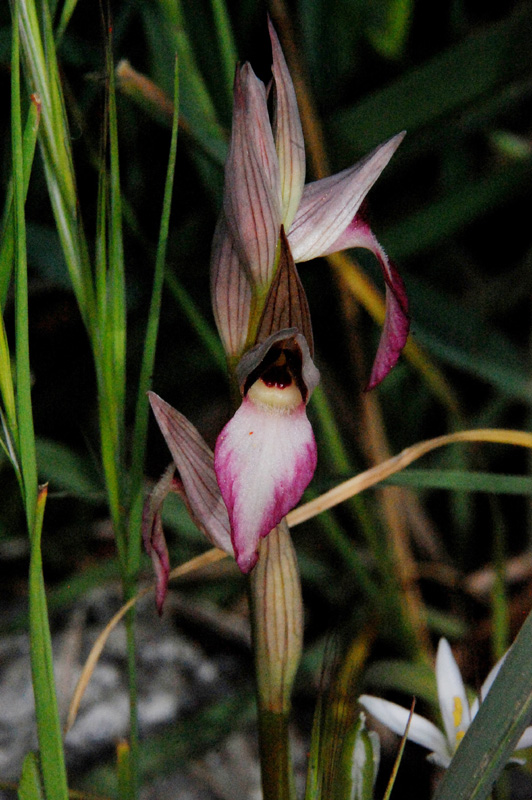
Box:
[145, 19, 408, 800]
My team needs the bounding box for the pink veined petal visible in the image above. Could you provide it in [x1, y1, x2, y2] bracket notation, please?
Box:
[359, 695, 450, 762]
[142, 463, 175, 615]
[436, 639, 470, 753]
[317, 212, 409, 389]
[350, 217, 409, 389]
[214, 396, 317, 573]
[210, 213, 252, 358]
[268, 18, 305, 231]
[223, 64, 282, 287]
[149, 392, 233, 556]
[288, 132, 405, 263]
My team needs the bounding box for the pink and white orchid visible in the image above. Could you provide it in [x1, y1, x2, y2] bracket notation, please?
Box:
[212, 19, 408, 389]
[215, 328, 319, 572]
[359, 638, 532, 768]
[145, 21, 408, 600]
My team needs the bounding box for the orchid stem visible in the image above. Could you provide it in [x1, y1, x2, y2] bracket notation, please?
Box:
[248, 523, 302, 800]
[257, 711, 296, 800]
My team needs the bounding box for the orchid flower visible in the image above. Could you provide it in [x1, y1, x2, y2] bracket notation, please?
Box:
[212, 18, 408, 389]
[359, 638, 532, 768]
[145, 21, 408, 603]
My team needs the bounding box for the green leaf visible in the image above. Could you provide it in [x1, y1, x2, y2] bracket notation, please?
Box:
[209, 0, 237, 107]
[18, 0, 95, 332]
[367, 0, 413, 60]
[18, 752, 45, 800]
[142, 1, 228, 167]
[128, 56, 180, 578]
[28, 486, 69, 800]
[36, 438, 103, 498]
[0, 94, 41, 310]
[364, 659, 438, 706]
[12, 0, 37, 529]
[329, 4, 532, 157]
[54, 0, 82, 42]
[383, 469, 532, 495]
[383, 157, 532, 261]
[0, 312, 17, 448]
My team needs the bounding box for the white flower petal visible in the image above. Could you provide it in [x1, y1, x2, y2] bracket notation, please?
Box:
[288, 132, 404, 263]
[515, 726, 532, 751]
[359, 695, 450, 760]
[214, 394, 317, 572]
[427, 751, 452, 769]
[436, 638, 470, 751]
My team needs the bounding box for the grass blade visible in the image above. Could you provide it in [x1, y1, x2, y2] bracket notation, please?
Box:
[209, 0, 237, 107]
[18, 0, 95, 332]
[12, 0, 37, 528]
[0, 92, 41, 310]
[329, 4, 532, 156]
[127, 56, 180, 578]
[29, 485, 69, 800]
[18, 753, 45, 800]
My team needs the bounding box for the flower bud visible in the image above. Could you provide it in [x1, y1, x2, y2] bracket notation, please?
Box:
[249, 519, 303, 713]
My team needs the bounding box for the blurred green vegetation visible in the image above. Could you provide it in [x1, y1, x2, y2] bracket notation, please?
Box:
[1, 0, 532, 796]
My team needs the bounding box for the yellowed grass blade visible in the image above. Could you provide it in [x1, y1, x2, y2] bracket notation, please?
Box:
[287, 429, 532, 527]
[66, 428, 532, 734]
[383, 698, 416, 800]
[65, 548, 227, 733]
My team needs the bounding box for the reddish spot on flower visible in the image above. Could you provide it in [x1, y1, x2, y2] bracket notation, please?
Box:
[261, 363, 292, 389]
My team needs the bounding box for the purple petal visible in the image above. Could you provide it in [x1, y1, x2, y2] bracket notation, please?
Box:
[214, 393, 317, 573]
[210, 213, 252, 358]
[142, 464, 174, 614]
[268, 18, 305, 230]
[323, 210, 409, 388]
[255, 228, 314, 356]
[344, 216, 409, 389]
[149, 392, 233, 555]
[288, 132, 405, 263]
[223, 64, 281, 286]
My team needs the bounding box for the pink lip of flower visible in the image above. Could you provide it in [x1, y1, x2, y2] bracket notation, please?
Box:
[147, 329, 319, 583]
[212, 19, 409, 389]
[214, 329, 319, 573]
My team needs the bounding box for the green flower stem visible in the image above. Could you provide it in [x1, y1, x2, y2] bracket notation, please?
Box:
[124, 599, 139, 798]
[249, 522, 302, 800]
[257, 711, 296, 800]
